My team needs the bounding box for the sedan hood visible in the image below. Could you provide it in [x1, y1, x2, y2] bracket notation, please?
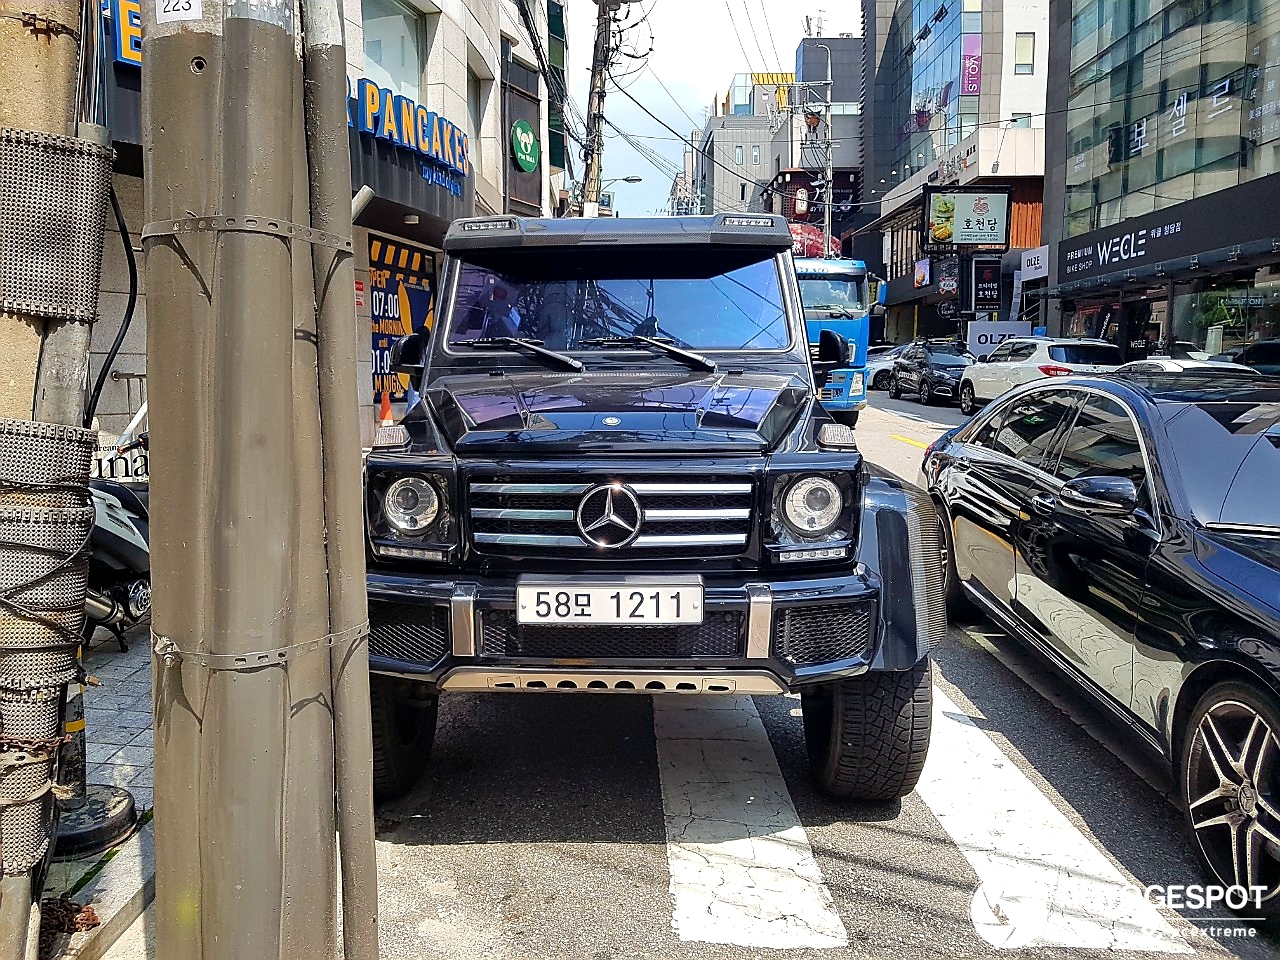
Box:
[427, 369, 811, 454]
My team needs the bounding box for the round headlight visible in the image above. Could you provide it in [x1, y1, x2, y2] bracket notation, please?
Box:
[384, 476, 439, 534]
[782, 476, 843, 536]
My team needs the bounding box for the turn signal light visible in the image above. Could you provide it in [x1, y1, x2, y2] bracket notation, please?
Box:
[1038, 364, 1075, 377]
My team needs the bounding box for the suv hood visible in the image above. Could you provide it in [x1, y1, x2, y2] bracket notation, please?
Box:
[427, 369, 811, 454]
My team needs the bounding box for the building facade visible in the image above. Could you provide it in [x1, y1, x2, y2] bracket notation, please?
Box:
[858, 0, 1049, 341]
[1041, 0, 1280, 359]
[93, 0, 563, 446]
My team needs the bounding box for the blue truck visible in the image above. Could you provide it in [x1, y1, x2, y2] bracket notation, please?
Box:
[794, 257, 884, 427]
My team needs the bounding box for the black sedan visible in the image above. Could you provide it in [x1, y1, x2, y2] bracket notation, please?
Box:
[921, 373, 1280, 911]
[889, 339, 973, 406]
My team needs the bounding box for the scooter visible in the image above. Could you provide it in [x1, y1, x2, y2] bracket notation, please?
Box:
[85, 432, 150, 650]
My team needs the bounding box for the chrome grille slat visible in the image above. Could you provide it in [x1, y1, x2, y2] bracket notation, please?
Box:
[629, 483, 751, 495]
[471, 508, 576, 520]
[470, 482, 593, 494]
[642, 508, 750, 521]
[468, 474, 755, 558]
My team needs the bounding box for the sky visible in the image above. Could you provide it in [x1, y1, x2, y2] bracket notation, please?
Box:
[563, 2, 860, 217]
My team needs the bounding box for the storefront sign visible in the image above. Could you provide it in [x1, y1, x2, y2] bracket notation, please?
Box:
[369, 236, 434, 403]
[1057, 174, 1279, 283]
[1021, 245, 1049, 280]
[960, 34, 982, 96]
[938, 299, 959, 319]
[511, 118, 540, 172]
[350, 78, 469, 185]
[922, 186, 1011, 252]
[969, 256, 1003, 313]
[913, 258, 931, 288]
[106, 0, 142, 65]
[937, 256, 960, 295]
[968, 320, 1032, 356]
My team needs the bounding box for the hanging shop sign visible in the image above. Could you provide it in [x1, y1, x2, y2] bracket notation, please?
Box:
[969, 256, 1004, 313]
[1021, 245, 1049, 281]
[960, 34, 983, 96]
[370, 236, 434, 403]
[937, 256, 960, 296]
[511, 118, 540, 173]
[922, 186, 1011, 253]
[913, 258, 932, 288]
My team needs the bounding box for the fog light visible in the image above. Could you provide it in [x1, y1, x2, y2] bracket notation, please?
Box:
[778, 546, 848, 562]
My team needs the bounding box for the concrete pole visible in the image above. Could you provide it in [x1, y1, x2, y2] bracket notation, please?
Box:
[581, 0, 613, 212]
[141, 0, 339, 955]
[300, 0, 379, 956]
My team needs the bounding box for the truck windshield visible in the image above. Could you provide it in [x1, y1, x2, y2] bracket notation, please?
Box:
[447, 248, 790, 352]
[798, 277, 865, 311]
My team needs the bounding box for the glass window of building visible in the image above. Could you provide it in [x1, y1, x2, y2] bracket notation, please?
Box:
[735, 145, 744, 165]
[362, 0, 422, 103]
[740, 181, 748, 201]
[1014, 33, 1036, 74]
[467, 69, 485, 173]
[1011, 112, 1032, 127]
[752, 145, 760, 165]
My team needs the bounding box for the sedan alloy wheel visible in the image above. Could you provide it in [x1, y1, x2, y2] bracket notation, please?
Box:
[959, 382, 976, 416]
[1183, 685, 1280, 914]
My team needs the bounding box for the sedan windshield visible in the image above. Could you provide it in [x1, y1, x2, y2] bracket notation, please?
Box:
[447, 248, 790, 352]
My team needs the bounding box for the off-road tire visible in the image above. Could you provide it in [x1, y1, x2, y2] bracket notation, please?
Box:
[872, 369, 891, 390]
[959, 382, 977, 416]
[832, 409, 860, 428]
[802, 660, 933, 801]
[370, 675, 438, 802]
[889, 373, 903, 399]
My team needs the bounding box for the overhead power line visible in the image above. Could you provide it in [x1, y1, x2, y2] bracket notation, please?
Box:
[759, 0, 783, 70]
[739, 0, 775, 75]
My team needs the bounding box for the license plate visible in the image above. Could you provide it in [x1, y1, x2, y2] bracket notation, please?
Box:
[851, 372, 865, 393]
[516, 578, 704, 625]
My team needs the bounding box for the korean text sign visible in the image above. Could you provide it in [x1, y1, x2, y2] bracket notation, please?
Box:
[922, 187, 1011, 251]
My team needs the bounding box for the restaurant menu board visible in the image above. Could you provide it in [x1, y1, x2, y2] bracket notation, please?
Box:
[922, 186, 1012, 252]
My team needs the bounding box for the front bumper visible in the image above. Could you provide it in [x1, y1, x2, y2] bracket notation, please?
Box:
[817, 368, 868, 411]
[367, 569, 882, 693]
[929, 378, 957, 398]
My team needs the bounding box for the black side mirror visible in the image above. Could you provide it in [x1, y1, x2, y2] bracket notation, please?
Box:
[817, 329, 850, 364]
[390, 332, 425, 374]
[870, 303, 887, 319]
[1059, 476, 1139, 516]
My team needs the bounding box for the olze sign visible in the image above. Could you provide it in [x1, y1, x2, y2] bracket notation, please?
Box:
[348, 78, 470, 180]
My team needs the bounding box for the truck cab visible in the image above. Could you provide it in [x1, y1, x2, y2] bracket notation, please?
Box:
[794, 257, 882, 427]
[362, 214, 946, 805]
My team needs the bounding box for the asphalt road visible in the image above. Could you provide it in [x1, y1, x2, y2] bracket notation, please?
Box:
[371, 392, 1280, 960]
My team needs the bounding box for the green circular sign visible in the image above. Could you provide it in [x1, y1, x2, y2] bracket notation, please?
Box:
[511, 119, 540, 173]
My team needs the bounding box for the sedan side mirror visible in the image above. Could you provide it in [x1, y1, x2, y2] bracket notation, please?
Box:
[390, 332, 425, 374]
[1059, 475, 1140, 516]
[817, 329, 851, 364]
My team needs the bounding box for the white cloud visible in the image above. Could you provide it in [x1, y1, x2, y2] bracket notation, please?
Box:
[562, 1, 859, 216]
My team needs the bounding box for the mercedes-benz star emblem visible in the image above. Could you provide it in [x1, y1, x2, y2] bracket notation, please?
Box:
[576, 483, 642, 548]
[602, 416, 621, 426]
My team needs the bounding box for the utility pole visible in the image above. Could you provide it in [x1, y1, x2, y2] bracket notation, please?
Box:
[581, 0, 615, 217]
[819, 43, 835, 258]
[141, 0, 377, 954]
[0, 1, 111, 956]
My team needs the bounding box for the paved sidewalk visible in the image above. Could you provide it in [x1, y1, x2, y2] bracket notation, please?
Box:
[42, 630, 156, 960]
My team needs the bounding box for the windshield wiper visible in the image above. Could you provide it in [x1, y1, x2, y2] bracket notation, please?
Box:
[580, 336, 717, 373]
[461, 337, 583, 372]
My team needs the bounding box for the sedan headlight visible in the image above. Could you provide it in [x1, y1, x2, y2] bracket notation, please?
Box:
[782, 476, 843, 536]
[384, 476, 440, 535]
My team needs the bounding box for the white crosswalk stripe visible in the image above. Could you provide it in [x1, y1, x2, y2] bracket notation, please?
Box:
[917, 684, 1193, 952]
[653, 696, 849, 949]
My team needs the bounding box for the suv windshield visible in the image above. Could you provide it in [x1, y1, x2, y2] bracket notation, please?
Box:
[798, 277, 865, 311]
[1049, 343, 1123, 364]
[447, 247, 790, 352]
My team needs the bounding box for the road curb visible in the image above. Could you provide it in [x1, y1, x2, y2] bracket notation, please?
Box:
[51, 820, 155, 960]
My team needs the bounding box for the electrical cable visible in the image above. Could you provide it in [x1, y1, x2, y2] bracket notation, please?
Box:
[84, 183, 137, 430]
[758, 0, 783, 71]
[724, 1, 760, 75]
[738, 0, 774, 77]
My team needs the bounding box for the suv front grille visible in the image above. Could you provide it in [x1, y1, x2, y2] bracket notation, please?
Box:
[468, 476, 754, 558]
[370, 602, 449, 665]
[772, 602, 874, 665]
[482, 609, 742, 659]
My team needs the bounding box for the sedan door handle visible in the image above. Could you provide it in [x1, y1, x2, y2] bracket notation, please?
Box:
[1029, 493, 1056, 517]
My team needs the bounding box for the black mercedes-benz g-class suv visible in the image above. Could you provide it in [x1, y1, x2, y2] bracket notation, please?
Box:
[363, 213, 947, 802]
